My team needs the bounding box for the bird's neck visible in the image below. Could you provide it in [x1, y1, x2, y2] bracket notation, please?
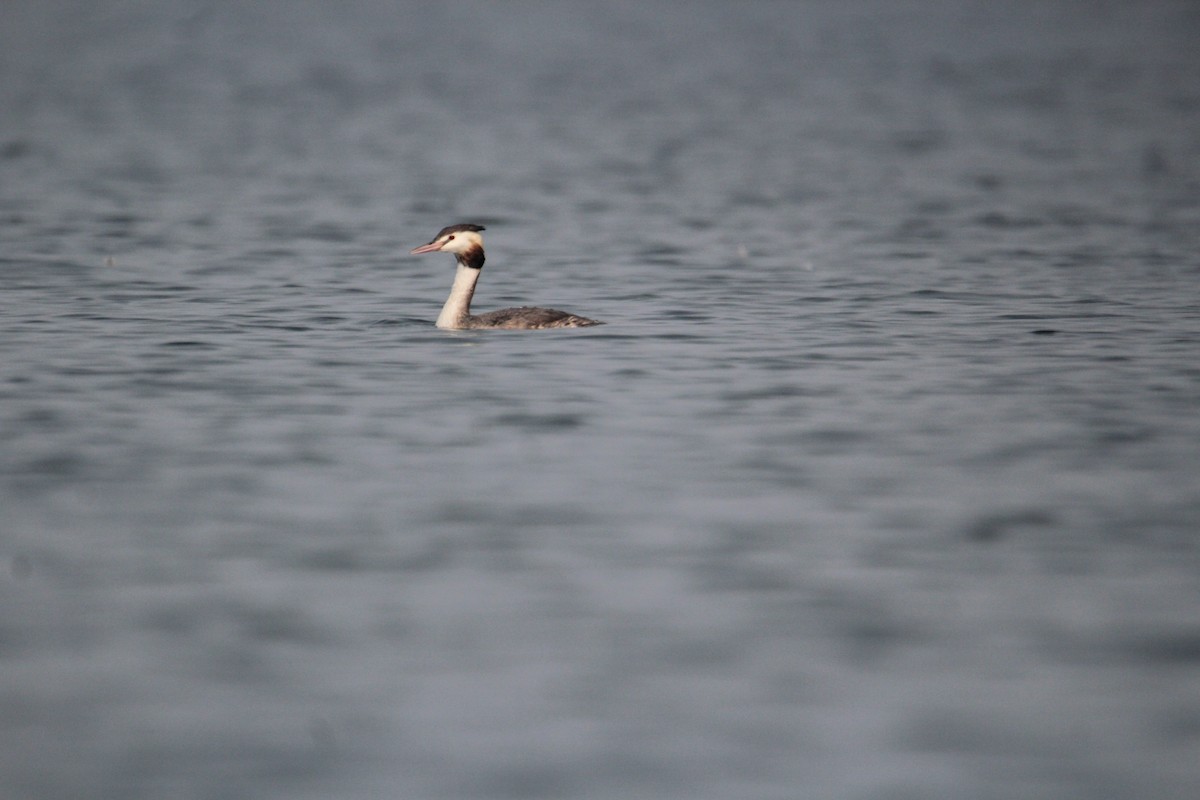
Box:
[436, 258, 482, 329]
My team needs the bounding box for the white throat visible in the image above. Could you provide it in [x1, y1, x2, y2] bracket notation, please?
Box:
[436, 261, 481, 329]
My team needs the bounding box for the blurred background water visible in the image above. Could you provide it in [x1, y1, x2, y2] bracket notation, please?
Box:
[2, 1, 1199, 798]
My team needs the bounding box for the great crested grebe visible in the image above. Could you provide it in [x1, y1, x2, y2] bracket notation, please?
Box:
[409, 224, 602, 330]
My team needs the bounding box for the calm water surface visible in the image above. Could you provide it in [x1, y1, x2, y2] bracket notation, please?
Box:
[2, 2, 1199, 798]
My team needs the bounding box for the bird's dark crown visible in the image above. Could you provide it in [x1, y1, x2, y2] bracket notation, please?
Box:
[434, 223, 485, 239]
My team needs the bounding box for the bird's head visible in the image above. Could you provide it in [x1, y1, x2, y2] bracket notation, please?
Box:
[410, 223, 486, 260]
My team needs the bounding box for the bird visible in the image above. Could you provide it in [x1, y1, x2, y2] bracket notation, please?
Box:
[409, 224, 602, 330]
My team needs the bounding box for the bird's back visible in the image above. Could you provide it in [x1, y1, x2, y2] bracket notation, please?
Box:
[470, 306, 603, 329]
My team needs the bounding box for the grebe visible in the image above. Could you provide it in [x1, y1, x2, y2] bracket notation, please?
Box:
[409, 224, 602, 330]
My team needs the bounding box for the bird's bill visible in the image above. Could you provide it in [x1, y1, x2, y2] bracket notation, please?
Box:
[409, 241, 443, 255]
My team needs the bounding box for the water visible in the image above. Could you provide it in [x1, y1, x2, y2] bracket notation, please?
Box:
[2, 1, 1199, 798]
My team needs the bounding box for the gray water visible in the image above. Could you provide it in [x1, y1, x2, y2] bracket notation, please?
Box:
[3, 1, 1200, 798]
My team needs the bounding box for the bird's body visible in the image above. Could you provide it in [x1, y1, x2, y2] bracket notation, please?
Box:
[410, 224, 602, 330]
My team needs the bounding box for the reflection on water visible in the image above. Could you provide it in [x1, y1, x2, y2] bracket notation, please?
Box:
[2, 1, 1199, 798]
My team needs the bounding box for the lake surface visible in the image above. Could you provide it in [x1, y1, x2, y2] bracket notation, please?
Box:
[2, 1, 1199, 798]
